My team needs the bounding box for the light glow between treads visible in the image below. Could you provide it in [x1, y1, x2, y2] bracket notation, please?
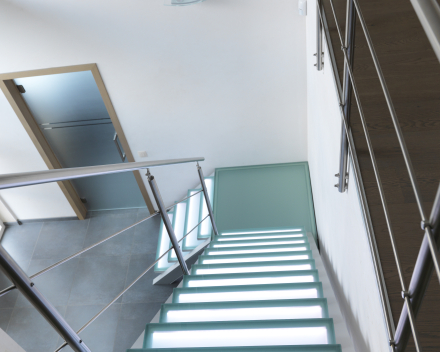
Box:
[216, 234, 304, 241]
[195, 264, 312, 275]
[170, 203, 186, 259]
[187, 275, 315, 287]
[221, 229, 303, 236]
[212, 240, 305, 248]
[202, 255, 309, 264]
[166, 306, 323, 322]
[156, 213, 173, 269]
[178, 289, 318, 303]
[207, 247, 308, 255]
[150, 327, 328, 348]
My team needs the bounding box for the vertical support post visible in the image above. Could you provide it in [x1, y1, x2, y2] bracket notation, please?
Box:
[196, 163, 219, 237]
[316, 0, 324, 70]
[147, 171, 189, 275]
[337, 0, 356, 192]
[0, 246, 90, 352]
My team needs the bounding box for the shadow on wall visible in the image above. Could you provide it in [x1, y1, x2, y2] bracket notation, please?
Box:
[320, 246, 373, 352]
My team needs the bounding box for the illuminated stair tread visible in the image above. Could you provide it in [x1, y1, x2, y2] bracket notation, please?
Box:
[128, 344, 342, 352]
[191, 259, 316, 275]
[172, 282, 325, 303]
[143, 319, 336, 348]
[197, 250, 313, 264]
[160, 298, 329, 323]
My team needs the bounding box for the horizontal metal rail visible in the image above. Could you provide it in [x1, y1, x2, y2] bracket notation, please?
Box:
[0, 191, 204, 298]
[0, 157, 204, 190]
[54, 214, 210, 352]
[316, 3, 396, 348]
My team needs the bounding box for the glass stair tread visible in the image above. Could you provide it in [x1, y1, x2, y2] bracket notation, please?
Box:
[191, 259, 316, 275]
[182, 270, 319, 288]
[203, 243, 310, 256]
[214, 232, 306, 242]
[160, 298, 329, 323]
[128, 344, 342, 352]
[198, 251, 313, 264]
[209, 237, 308, 248]
[219, 229, 304, 237]
[173, 282, 325, 303]
[143, 319, 336, 348]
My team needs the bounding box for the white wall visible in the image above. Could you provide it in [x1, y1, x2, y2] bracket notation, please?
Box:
[0, 0, 307, 220]
[306, 1, 390, 351]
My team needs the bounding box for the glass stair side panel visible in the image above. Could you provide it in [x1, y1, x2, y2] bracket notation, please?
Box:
[183, 189, 206, 250]
[197, 177, 214, 240]
[168, 201, 188, 262]
[154, 211, 174, 272]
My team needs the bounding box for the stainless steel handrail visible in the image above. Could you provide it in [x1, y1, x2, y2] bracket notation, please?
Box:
[352, 0, 440, 285]
[327, 1, 423, 349]
[410, 0, 440, 63]
[0, 157, 204, 190]
[316, 3, 396, 349]
[54, 214, 211, 352]
[0, 191, 203, 298]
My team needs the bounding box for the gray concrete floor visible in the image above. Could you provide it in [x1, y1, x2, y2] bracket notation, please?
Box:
[0, 209, 176, 352]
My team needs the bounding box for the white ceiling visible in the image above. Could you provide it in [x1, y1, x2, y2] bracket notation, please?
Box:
[0, 0, 308, 221]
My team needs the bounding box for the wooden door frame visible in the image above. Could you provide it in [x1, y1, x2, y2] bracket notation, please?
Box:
[0, 63, 155, 219]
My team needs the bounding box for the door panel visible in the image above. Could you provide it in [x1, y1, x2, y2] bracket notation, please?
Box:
[14, 71, 146, 211]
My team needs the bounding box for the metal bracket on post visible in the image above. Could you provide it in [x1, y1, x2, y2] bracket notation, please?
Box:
[0, 246, 90, 352]
[196, 163, 220, 237]
[146, 170, 189, 275]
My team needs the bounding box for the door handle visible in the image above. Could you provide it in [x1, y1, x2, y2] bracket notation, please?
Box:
[113, 133, 126, 162]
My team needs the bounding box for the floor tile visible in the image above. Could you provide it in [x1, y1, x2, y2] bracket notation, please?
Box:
[112, 302, 163, 352]
[60, 303, 121, 352]
[32, 219, 89, 261]
[81, 211, 137, 257]
[131, 213, 161, 255]
[6, 305, 66, 352]
[0, 272, 19, 309]
[0, 308, 13, 331]
[1, 223, 43, 269]
[15, 258, 79, 308]
[68, 255, 130, 306]
[122, 254, 176, 304]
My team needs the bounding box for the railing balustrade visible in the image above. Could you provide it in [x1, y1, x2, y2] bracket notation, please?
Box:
[0, 157, 218, 352]
[317, 0, 440, 350]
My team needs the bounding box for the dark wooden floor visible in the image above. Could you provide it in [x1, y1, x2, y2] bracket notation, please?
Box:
[321, 0, 440, 350]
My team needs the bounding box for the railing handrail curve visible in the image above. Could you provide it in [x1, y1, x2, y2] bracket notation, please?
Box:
[0, 157, 204, 190]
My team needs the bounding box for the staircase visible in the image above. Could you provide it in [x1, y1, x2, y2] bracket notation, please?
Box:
[154, 176, 214, 273]
[129, 226, 342, 351]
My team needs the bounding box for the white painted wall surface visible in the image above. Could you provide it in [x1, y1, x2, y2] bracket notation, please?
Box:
[306, 1, 391, 351]
[0, 0, 307, 220]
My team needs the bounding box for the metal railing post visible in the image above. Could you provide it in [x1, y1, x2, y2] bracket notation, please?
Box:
[0, 246, 90, 352]
[337, 0, 356, 193]
[147, 170, 189, 275]
[316, 0, 324, 71]
[196, 163, 219, 237]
